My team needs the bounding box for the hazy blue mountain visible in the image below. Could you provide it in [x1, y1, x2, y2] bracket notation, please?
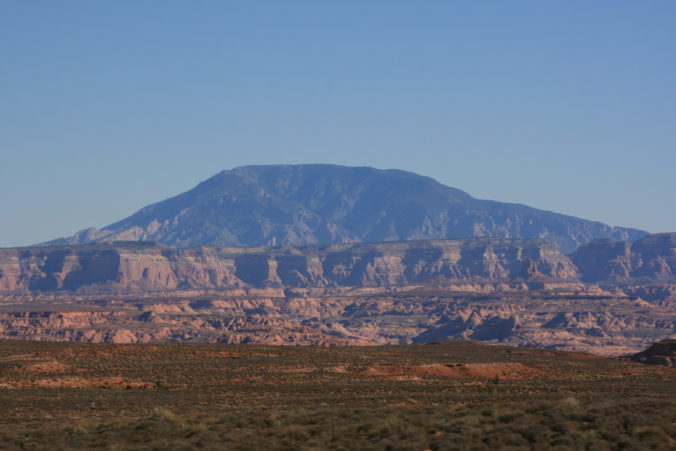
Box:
[44, 164, 646, 253]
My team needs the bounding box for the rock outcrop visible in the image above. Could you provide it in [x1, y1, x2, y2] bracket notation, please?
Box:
[0, 286, 672, 356]
[1, 238, 674, 355]
[571, 233, 676, 283]
[0, 239, 578, 293]
[43, 165, 645, 253]
[629, 339, 676, 367]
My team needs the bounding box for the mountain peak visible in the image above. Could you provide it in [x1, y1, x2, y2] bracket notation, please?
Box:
[42, 164, 646, 253]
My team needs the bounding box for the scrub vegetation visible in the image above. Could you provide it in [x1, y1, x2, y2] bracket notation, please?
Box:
[0, 340, 673, 450]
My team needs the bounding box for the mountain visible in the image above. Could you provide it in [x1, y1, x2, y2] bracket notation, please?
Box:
[44, 164, 645, 253]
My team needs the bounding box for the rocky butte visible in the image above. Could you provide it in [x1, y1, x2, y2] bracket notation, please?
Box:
[0, 236, 674, 355]
[628, 339, 676, 367]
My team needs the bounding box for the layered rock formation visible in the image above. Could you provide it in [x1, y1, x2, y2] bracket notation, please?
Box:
[571, 233, 676, 283]
[43, 165, 645, 253]
[1, 237, 674, 355]
[0, 239, 577, 293]
[0, 286, 672, 356]
[570, 233, 676, 308]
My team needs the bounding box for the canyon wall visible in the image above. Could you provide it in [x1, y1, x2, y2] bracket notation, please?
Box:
[1, 236, 674, 355]
[0, 239, 578, 293]
[571, 233, 676, 283]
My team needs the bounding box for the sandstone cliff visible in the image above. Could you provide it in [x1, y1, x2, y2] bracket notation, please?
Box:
[571, 233, 676, 283]
[0, 239, 578, 293]
[1, 238, 674, 355]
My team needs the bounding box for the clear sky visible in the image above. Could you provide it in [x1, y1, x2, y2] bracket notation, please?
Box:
[1, 1, 675, 247]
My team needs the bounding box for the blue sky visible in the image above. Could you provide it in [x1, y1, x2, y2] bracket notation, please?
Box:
[1, 1, 675, 247]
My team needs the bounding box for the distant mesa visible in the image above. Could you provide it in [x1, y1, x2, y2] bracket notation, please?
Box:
[41, 164, 646, 254]
[5, 232, 676, 294]
[0, 238, 577, 293]
[571, 233, 676, 283]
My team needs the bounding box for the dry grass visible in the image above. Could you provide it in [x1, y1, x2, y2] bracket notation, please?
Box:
[0, 339, 674, 449]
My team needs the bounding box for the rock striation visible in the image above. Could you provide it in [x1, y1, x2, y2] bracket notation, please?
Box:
[0, 239, 577, 293]
[571, 233, 676, 283]
[0, 285, 672, 356]
[42, 165, 645, 253]
[1, 237, 674, 355]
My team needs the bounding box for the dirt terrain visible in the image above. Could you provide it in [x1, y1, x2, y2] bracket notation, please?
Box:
[0, 239, 577, 292]
[0, 285, 672, 356]
[0, 339, 674, 449]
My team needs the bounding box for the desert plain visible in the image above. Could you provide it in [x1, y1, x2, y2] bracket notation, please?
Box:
[0, 339, 674, 450]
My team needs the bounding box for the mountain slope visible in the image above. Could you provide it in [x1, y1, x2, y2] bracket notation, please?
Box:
[45, 164, 646, 253]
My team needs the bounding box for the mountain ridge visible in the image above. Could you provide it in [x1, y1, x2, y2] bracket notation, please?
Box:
[43, 164, 646, 253]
